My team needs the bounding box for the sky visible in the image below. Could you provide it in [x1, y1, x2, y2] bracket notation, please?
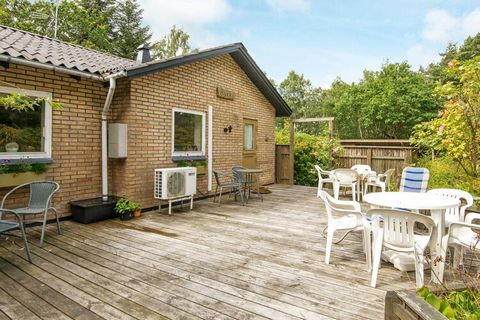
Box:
[137, 0, 480, 88]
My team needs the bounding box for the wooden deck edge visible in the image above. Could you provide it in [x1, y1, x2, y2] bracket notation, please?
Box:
[385, 290, 447, 320]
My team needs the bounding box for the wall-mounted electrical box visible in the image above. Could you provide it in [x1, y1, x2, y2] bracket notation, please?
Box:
[108, 123, 127, 158]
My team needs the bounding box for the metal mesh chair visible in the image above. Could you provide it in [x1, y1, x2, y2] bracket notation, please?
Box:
[1, 181, 60, 247]
[213, 171, 244, 205]
[0, 208, 31, 262]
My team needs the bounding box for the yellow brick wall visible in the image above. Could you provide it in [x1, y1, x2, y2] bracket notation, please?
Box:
[0, 53, 277, 215]
[0, 63, 108, 216]
[110, 54, 276, 209]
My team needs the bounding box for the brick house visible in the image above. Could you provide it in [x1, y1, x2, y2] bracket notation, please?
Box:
[0, 26, 291, 215]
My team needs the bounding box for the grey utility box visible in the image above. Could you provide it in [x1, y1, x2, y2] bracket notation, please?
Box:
[108, 123, 127, 158]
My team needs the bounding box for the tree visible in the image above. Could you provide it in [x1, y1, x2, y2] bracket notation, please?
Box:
[277, 71, 323, 134]
[425, 33, 480, 83]
[111, 0, 151, 59]
[320, 79, 363, 138]
[151, 25, 196, 60]
[412, 57, 480, 177]
[357, 62, 440, 139]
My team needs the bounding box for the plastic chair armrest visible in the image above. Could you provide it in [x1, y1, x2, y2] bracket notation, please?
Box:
[465, 212, 480, 224]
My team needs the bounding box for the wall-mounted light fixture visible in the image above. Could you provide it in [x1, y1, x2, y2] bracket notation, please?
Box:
[223, 125, 233, 133]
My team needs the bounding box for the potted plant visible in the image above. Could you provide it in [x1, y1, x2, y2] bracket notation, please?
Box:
[114, 198, 136, 221]
[132, 201, 142, 218]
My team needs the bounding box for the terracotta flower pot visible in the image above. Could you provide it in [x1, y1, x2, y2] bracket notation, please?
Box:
[133, 209, 142, 218]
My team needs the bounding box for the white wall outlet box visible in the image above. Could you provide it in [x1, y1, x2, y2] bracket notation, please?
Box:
[108, 123, 127, 158]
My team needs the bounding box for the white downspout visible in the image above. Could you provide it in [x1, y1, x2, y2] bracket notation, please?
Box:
[101, 71, 126, 201]
[207, 105, 213, 191]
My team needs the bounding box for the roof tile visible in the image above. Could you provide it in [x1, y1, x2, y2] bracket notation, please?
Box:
[0, 25, 138, 76]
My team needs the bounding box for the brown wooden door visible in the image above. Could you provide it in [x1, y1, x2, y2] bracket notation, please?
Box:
[242, 119, 257, 168]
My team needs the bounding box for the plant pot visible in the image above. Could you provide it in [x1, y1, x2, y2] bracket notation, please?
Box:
[70, 197, 117, 224]
[196, 165, 207, 175]
[120, 212, 133, 221]
[133, 209, 142, 218]
[0, 172, 47, 188]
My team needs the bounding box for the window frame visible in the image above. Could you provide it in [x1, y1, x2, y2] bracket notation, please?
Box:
[0, 86, 52, 160]
[171, 107, 206, 157]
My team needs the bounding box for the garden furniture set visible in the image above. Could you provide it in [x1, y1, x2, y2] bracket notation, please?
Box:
[317, 164, 478, 288]
[213, 166, 264, 205]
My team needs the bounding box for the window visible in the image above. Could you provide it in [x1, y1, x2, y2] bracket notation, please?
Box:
[172, 108, 205, 156]
[244, 124, 254, 150]
[0, 87, 52, 160]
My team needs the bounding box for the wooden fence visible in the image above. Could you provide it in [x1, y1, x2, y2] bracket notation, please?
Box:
[275, 140, 416, 184]
[335, 140, 416, 174]
[275, 144, 293, 184]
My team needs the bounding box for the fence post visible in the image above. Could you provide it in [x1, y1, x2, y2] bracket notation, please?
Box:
[366, 148, 373, 167]
[289, 120, 295, 185]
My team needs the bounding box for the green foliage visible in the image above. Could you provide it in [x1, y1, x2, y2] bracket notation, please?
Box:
[0, 0, 151, 59]
[418, 286, 480, 319]
[276, 125, 342, 186]
[277, 63, 439, 140]
[0, 162, 49, 174]
[425, 33, 480, 83]
[416, 157, 480, 197]
[111, 0, 152, 59]
[114, 197, 140, 216]
[277, 71, 324, 134]
[412, 57, 480, 177]
[175, 159, 207, 167]
[0, 93, 64, 112]
[151, 25, 197, 60]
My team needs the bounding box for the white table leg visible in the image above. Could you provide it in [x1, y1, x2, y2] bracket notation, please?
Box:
[430, 208, 445, 284]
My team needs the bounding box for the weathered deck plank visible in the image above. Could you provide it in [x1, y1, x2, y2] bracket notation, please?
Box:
[0, 184, 454, 319]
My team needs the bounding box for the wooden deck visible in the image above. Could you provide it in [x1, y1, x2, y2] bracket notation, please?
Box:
[0, 185, 454, 319]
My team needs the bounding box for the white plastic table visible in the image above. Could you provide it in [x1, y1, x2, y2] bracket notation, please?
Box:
[363, 192, 460, 283]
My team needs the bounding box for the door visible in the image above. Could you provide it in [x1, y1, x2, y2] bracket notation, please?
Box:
[242, 119, 257, 168]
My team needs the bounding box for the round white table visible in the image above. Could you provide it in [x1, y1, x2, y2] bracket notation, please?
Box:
[363, 192, 460, 283]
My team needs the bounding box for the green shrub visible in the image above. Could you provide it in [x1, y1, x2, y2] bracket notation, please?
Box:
[416, 156, 480, 197]
[418, 286, 480, 319]
[0, 161, 49, 174]
[276, 127, 342, 186]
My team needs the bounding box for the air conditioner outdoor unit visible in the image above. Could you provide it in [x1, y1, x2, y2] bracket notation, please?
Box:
[154, 167, 196, 214]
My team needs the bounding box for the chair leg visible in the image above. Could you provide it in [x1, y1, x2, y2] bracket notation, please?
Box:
[364, 228, 372, 272]
[39, 209, 49, 247]
[352, 185, 356, 202]
[414, 250, 425, 289]
[325, 225, 335, 264]
[239, 187, 245, 206]
[18, 220, 32, 263]
[333, 182, 340, 199]
[370, 229, 384, 287]
[213, 186, 218, 202]
[218, 187, 223, 204]
[51, 208, 61, 235]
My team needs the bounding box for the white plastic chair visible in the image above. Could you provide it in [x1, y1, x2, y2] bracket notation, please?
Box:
[314, 165, 334, 197]
[332, 169, 359, 201]
[364, 168, 395, 195]
[440, 212, 480, 281]
[318, 190, 371, 270]
[426, 189, 473, 227]
[399, 167, 429, 193]
[369, 208, 435, 288]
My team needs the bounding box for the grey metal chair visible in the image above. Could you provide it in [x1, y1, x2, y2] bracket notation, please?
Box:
[213, 171, 244, 205]
[1, 181, 60, 247]
[232, 166, 254, 201]
[0, 208, 32, 262]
